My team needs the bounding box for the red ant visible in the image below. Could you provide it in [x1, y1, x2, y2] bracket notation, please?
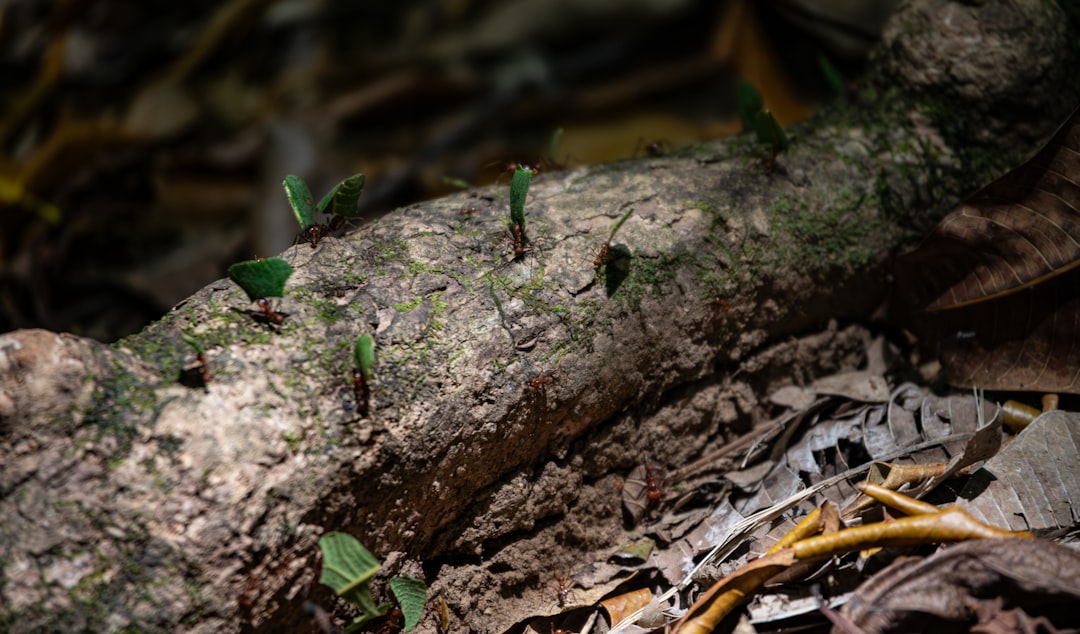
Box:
[459, 205, 477, 216]
[352, 367, 368, 415]
[644, 462, 663, 505]
[374, 604, 404, 634]
[298, 215, 347, 248]
[491, 160, 543, 184]
[179, 350, 210, 389]
[622, 461, 666, 521]
[593, 243, 609, 269]
[553, 574, 577, 608]
[254, 298, 285, 326]
[511, 223, 526, 259]
[238, 573, 258, 613]
[525, 371, 554, 395]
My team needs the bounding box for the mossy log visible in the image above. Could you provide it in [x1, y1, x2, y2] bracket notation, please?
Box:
[1, 1, 1078, 632]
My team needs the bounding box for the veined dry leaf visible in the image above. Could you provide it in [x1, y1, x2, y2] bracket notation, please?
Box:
[958, 410, 1080, 533]
[894, 108, 1080, 393]
[840, 539, 1080, 634]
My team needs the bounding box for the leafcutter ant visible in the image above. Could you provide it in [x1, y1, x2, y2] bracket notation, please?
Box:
[352, 367, 368, 415]
[511, 223, 526, 260]
[238, 573, 258, 613]
[621, 461, 666, 523]
[178, 351, 210, 390]
[254, 298, 285, 326]
[375, 604, 404, 634]
[592, 243, 609, 269]
[553, 574, 577, 608]
[297, 214, 348, 248]
[490, 159, 544, 185]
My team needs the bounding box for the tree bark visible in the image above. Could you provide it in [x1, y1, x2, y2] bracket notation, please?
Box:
[2, 1, 1078, 632]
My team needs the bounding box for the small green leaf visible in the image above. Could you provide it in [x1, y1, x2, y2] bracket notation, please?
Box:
[818, 55, 847, 96]
[736, 80, 763, 132]
[317, 173, 366, 218]
[354, 335, 375, 383]
[318, 532, 381, 598]
[389, 575, 427, 631]
[754, 109, 788, 151]
[283, 175, 316, 229]
[607, 205, 635, 243]
[227, 258, 294, 302]
[509, 166, 532, 232]
[180, 334, 204, 355]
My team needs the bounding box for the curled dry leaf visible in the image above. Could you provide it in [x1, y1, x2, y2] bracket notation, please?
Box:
[894, 108, 1080, 393]
[600, 587, 654, 626]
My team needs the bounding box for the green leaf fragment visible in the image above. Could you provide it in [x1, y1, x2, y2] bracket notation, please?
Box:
[754, 109, 788, 151]
[509, 166, 532, 232]
[736, 80, 763, 132]
[317, 173, 366, 218]
[227, 258, 294, 302]
[180, 334, 204, 355]
[389, 575, 428, 631]
[354, 335, 375, 383]
[318, 532, 381, 598]
[608, 205, 635, 243]
[283, 174, 316, 229]
[818, 55, 847, 96]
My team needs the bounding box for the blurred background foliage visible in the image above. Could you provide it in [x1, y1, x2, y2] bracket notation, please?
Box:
[0, 0, 897, 341]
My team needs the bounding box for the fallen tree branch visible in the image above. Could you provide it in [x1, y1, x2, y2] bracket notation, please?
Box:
[1, 1, 1078, 632]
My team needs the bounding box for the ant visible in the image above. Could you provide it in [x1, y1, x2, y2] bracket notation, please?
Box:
[371, 604, 404, 634]
[592, 243, 609, 269]
[179, 350, 211, 389]
[511, 223, 526, 260]
[553, 574, 577, 608]
[254, 298, 285, 326]
[459, 205, 478, 217]
[525, 371, 554, 396]
[297, 215, 347, 248]
[551, 626, 574, 634]
[352, 367, 368, 415]
[238, 573, 259, 613]
[491, 160, 543, 184]
[622, 461, 666, 521]
[643, 462, 663, 505]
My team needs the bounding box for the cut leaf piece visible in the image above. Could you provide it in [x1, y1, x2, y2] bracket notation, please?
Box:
[317, 173, 365, 218]
[283, 174, 316, 229]
[388, 575, 427, 631]
[509, 166, 532, 232]
[354, 335, 375, 383]
[736, 80, 763, 132]
[753, 109, 788, 150]
[227, 258, 293, 302]
[317, 532, 381, 597]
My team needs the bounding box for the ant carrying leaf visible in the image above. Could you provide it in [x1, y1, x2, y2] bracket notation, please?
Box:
[283, 173, 366, 247]
[352, 334, 376, 415]
[227, 258, 293, 326]
[178, 334, 210, 390]
[508, 166, 533, 260]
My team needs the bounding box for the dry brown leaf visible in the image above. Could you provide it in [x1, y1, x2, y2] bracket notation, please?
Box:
[959, 410, 1080, 533]
[894, 108, 1080, 393]
[840, 539, 1080, 634]
[600, 587, 654, 625]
